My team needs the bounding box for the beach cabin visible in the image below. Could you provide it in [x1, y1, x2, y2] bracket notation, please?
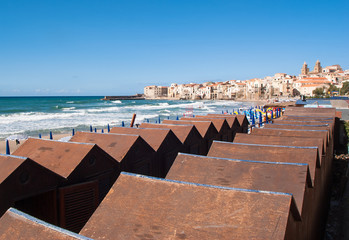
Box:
[206, 114, 241, 139]
[109, 127, 183, 177]
[0, 208, 91, 240]
[162, 119, 219, 151]
[80, 172, 301, 240]
[166, 153, 313, 239]
[235, 115, 249, 133]
[139, 122, 205, 155]
[207, 141, 326, 239]
[184, 116, 232, 141]
[13, 138, 119, 233]
[0, 154, 65, 218]
[70, 132, 156, 177]
[284, 107, 337, 117]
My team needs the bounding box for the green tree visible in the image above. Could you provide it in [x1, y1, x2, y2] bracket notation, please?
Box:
[340, 82, 349, 95]
[313, 87, 324, 98]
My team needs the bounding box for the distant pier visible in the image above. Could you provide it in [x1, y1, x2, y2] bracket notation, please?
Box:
[103, 94, 145, 100]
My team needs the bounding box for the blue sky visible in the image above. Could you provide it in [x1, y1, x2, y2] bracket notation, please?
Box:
[0, 0, 348, 96]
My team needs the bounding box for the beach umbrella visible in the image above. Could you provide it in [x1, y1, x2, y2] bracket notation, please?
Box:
[90, 125, 93, 132]
[251, 112, 255, 126]
[6, 140, 10, 155]
[39, 133, 42, 138]
[49, 131, 53, 140]
[101, 129, 104, 133]
[107, 124, 110, 132]
[72, 129, 75, 136]
[122, 121, 125, 127]
[259, 112, 263, 126]
[271, 110, 274, 119]
[238, 109, 240, 114]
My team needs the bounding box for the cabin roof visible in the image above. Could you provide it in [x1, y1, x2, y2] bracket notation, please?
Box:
[13, 138, 95, 178]
[80, 172, 299, 239]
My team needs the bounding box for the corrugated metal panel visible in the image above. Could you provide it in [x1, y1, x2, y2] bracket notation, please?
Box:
[0, 208, 91, 239]
[236, 115, 249, 133]
[80, 172, 301, 240]
[59, 181, 99, 233]
[162, 119, 217, 139]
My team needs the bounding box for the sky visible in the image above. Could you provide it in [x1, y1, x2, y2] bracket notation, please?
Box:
[0, 0, 348, 96]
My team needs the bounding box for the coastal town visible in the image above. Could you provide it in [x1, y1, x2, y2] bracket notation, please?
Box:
[144, 61, 349, 100]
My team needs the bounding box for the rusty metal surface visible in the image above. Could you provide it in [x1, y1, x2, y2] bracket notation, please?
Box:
[140, 122, 194, 143]
[166, 153, 311, 217]
[70, 132, 139, 162]
[234, 133, 324, 160]
[279, 116, 335, 127]
[208, 141, 319, 185]
[81, 172, 299, 240]
[110, 127, 173, 151]
[0, 155, 26, 184]
[251, 128, 329, 152]
[184, 116, 228, 133]
[285, 107, 336, 116]
[162, 119, 217, 138]
[263, 124, 331, 143]
[0, 208, 90, 240]
[271, 120, 333, 136]
[236, 115, 249, 126]
[206, 114, 241, 129]
[13, 138, 95, 178]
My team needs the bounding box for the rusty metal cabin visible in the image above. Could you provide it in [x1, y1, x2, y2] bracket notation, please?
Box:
[13, 138, 119, 233]
[0, 208, 91, 240]
[236, 115, 249, 133]
[166, 153, 313, 239]
[284, 107, 337, 117]
[109, 127, 183, 178]
[188, 116, 232, 142]
[70, 131, 156, 177]
[206, 114, 241, 139]
[80, 172, 301, 240]
[0, 154, 65, 218]
[140, 122, 206, 155]
[272, 119, 334, 136]
[162, 119, 219, 151]
[207, 141, 326, 239]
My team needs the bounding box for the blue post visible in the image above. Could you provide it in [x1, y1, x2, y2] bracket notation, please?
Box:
[49, 131, 53, 140]
[72, 129, 75, 136]
[251, 112, 255, 126]
[259, 112, 262, 127]
[107, 124, 110, 132]
[101, 129, 104, 133]
[176, 115, 179, 120]
[167, 116, 170, 119]
[122, 121, 125, 127]
[94, 128, 97, 132]
[90, 125, 93, 132]
[155, 120, 157, 123]
[39, 133, 42, 138]
[158, 116, 161, 123]
[147, 119, 149, 123]
[222, 110, 224, 114]
[6, 140, 10, 155]
[238, 109, 240, 115]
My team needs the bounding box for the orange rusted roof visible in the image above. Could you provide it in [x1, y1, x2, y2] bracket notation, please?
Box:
[110, 127, 173, 151]
[183, 116, 228, 133]
[0, 155, 26, 184]
[140, 122, 193, 144]
[13, 138, 95, 178]
[0, 208, 89, 239]
[80, 172, 300, 239]
[70, 132, 139, 163]
[167, 153, 310, 217]
[163, 119, 217, 138]
[208, 141, 319, 185]
[207, 114, 240, 128]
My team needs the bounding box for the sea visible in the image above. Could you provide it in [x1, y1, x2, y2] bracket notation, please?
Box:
[0, 96, 258, 140]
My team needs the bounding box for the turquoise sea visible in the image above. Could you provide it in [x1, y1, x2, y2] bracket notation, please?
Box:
[0, 96, 257, 140]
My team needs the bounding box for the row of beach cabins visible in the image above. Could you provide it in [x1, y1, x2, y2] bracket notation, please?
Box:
[0, 106, 339, 239]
